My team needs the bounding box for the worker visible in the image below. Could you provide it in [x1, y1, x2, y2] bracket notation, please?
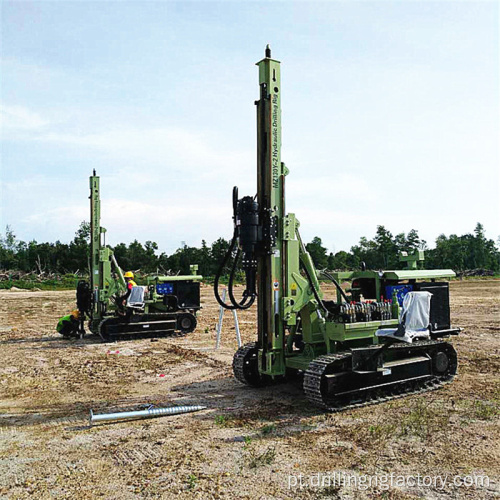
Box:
[118, 271, 137, 310]
[56, 309, 80, 338]
[124, 271, 137, 289]
[113, 271, 137, 315]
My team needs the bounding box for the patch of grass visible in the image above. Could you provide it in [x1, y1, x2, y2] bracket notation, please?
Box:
[368, 422, 396, 442]
[215, 409, 281, 429]
[186, 473, 197, 490]
[317, 484, 341, 498]
[472, 400, 499, 420]
[214, 414, 230, 427]
[0, 275, 79, 290]
[399, 400, 449, 440]
[260, 423, 276, 436]
[245, 445, 276, 469]
[300, 422, 317, 432]
[343, 416, 396, 449]
[347, 400, 452, 445]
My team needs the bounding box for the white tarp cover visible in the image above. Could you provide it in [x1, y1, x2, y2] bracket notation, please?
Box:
[376, 291, 432, 343]
[127, 286, 146, 308]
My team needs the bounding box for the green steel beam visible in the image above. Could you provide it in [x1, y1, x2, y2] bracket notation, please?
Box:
[152, 275, 203, 282]
[256, 47, 286, 375]
[89, 173, 101, 292]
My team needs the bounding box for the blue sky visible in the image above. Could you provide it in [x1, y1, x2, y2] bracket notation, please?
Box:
[1, 0, 498, 255]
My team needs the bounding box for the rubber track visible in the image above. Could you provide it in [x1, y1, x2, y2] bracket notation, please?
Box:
[233, 342, 261, 386]
[303, 339, 457, 412]
[98, 313, 189, 342]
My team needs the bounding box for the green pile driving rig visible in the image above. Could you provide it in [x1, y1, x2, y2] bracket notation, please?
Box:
[214, 47, 460, 411]
[76, 171, 202, 341]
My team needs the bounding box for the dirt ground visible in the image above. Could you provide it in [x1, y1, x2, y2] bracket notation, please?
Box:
[0, 281, 499, 499]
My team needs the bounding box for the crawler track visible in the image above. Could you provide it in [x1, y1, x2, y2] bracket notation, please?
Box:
[303, 339, 457, 412]
[233, 342, 263, 386]
[97, 312, 196, 342]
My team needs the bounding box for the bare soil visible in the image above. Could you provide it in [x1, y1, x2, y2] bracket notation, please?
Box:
[0, 281, 499, 499]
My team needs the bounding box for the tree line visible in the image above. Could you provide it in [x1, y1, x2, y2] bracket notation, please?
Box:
[307, 223, 500, 273]
[1, 222, 498, 277]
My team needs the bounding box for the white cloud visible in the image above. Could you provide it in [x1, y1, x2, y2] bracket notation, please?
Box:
[286, 171, 376, 201]
[24, 204, 88, 225]
[101, 198, 228, 226]
[37, 127, 253, 178]
[0, 105, 49, 131]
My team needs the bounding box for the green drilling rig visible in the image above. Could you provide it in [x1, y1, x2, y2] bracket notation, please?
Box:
[214, 46, 460, 411]
[76, 170, 202, 341]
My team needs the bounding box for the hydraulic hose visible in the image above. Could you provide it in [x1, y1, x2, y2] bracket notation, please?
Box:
[213, 187, 258, 310]
[213, 227, 239, 310]
[227, 248, 256, 309]
[320, 270, 350, 303]
[296, 230, 329, 316]
[301, 262, 330, 317]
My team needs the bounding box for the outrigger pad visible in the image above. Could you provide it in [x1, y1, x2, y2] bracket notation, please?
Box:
[376, 291, 432, 343]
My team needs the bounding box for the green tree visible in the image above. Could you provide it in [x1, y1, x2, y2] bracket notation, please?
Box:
[406, 229, 421, 252]
[374, 225, 397, 268]
[113, 243, 131, 271]
[68, 221, 90, 272]
[328, 250, 350, 270]
[210, 238, 232, 275]
[127, 240, 147, 270]
[0, 225, 18, 269]
[74, 221, 90, 245]
[430, 234, 467, 271]
[351, 236, 378, 269]
[144, 241, 159, 272]
[199, 239, 212, 276]
[472, 223, 487, 269]
[306, 237, 328, 269]
[3, 225, 17, 251]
